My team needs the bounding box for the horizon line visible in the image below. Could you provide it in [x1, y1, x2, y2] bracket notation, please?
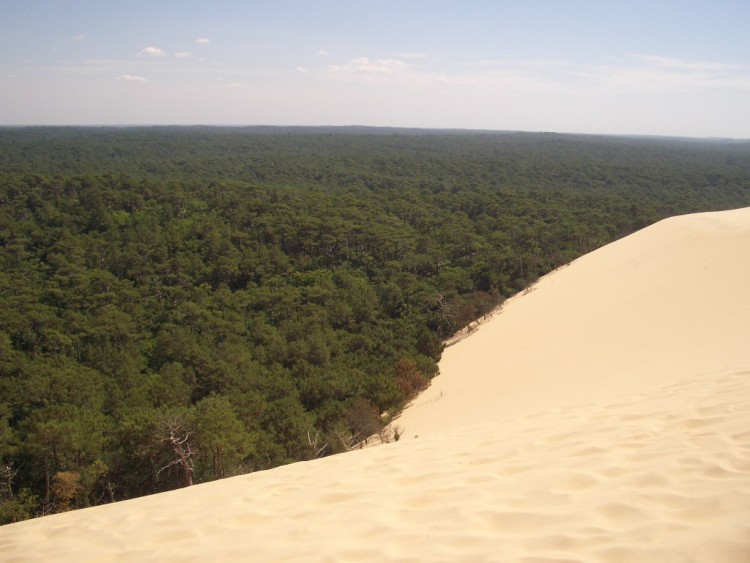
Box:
[0, 123, 747, 142]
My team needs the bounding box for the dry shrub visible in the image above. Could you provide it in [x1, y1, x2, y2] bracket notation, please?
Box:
[395, 358, 429, 403]
[345, 398, 383, 442]
[52, 471, 81, 512]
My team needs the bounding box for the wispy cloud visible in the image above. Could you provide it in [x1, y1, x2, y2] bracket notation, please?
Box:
[322, 54, 571, 96]
[296, 66, 310, 73]
[328, 57, 407, 75]
[73, 34, 87, 42]
[630, 54, 743, 72]
[593, 54, 750, 93]
[55, 59, 140, 76]
[196, 38, 210, 45]
[115, 74, 146, 83]
[174, 52, 192, 59]
[317, 49, 329, 56]
[321, 52, 750, 101]
[397, 52, 428, 60]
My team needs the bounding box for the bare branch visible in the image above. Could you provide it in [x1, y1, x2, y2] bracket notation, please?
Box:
[306, 428, 328, 458]
[2, 462, 20, 499]
[157, 418, 196, 486]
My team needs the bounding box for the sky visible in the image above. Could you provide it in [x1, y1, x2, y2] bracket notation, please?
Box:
[1, 0, 749, 138]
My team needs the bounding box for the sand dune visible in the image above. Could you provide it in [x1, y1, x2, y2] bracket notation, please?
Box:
[397, 206, 750, 438]
[2, 207, 750, 562]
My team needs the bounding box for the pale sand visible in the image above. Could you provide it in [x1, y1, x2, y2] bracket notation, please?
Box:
[397, 206, 750, 438]
[2, 207, 750, 562]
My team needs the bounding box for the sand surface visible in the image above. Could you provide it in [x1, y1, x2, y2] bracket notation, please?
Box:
[2, 207, 750, 562]
[397, 205, 750, 437]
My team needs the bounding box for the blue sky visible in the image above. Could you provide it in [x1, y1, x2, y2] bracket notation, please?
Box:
[1, 0, 749, 137]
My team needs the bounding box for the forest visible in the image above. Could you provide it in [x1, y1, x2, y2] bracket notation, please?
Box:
[1, 126, 749, 523]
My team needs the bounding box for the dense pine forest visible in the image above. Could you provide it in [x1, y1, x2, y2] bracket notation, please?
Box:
[1, 126, 749, 523]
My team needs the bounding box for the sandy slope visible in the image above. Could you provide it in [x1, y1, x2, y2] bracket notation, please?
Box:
[396, 206, 750, 440]
[2, 207, 750, 562]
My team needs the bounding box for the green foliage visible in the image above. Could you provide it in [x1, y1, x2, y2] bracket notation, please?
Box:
[1, 127, 749, 523]
[192, 395, 254, 480]
[0, 489, 38, 525]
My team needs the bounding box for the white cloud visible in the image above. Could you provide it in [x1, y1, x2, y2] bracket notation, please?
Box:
[115, 74, 146, 82]
[296, 66, 310, 73]
[174, 52, 193, 59]
[196, 38, 210, 45]
[139, 46, 167, 57]
[73, 34, 86, 42]
[328, 57, 407, 75]
[317, 50, 329, 56]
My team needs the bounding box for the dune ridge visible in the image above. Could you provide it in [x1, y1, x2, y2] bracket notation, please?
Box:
[2, 207, 750, 562]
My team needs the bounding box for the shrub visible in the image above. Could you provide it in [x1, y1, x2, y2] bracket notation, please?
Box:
[394, 358, 430, 403]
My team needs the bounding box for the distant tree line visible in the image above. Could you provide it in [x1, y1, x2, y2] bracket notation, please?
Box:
[1, 127, 749, 523]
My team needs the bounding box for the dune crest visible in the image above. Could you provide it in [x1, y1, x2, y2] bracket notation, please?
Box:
[2, 207, 750, 562]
